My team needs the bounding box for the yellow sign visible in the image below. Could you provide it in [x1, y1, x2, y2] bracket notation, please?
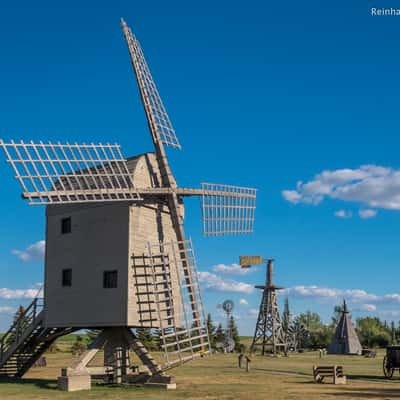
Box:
[239, 256, 263, 267]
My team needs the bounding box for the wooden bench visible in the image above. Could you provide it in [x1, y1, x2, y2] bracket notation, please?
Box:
[312, 365, 346, 384]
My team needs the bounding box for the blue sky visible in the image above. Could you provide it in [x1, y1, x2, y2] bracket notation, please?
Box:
[1, 0, 400, 335]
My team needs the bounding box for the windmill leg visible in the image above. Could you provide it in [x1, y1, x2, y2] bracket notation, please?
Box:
[58, 330, 107, 391]
[122, 328, 176, 389]
[122, 328, 162, 375]
[103, 328, 131, 384]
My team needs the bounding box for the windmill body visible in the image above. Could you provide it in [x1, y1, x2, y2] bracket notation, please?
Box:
[0, 19, 257, 390]
[45, 153, 183, 329]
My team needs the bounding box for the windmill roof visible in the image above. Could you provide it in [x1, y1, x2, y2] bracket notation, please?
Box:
[53, 153, 150, 192]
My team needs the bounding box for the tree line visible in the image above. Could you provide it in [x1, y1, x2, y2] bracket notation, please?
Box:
[7, 304, 397, 353]
[290, 309, 398, 349]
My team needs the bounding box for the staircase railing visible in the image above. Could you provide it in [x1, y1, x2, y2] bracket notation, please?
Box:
[0, 296, 44, 362]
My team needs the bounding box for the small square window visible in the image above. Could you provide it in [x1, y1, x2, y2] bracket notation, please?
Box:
[61, 217, 71, 234]
[103, 270, 118, 289]
[62, 269, 72, 287]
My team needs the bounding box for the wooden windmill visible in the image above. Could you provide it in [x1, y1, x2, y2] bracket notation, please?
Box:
[251, 259, 287, 355]
[240, 257, 287, 355]
[0, 19, 257, 391]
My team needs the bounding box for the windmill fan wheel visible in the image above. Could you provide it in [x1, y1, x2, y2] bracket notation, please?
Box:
[222, 300, 234, 313]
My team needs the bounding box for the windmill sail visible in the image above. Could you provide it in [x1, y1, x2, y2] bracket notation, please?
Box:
[121, 19, 181, 150]
[0, 140, 141, 204]
[200, 183, 257, 235]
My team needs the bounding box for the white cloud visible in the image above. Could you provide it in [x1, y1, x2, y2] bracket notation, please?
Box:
[359, 209, 377, 219]
[247, 308, 258, 316]
[12, 240, 45, 262]
[0, 288, 38, 300]
[282, 284, 400, 315]
[239, 298, 248, 305]
[0, 306, 15, 314]
[358, 304, 376, 312]
[282, 190, 302, 204]
[199, 272, 254, 294]
[282, 165, 400, 211]
[334, 209, 352, 218]
[283, 285, 379, 303]
[212, 263, 253, 276]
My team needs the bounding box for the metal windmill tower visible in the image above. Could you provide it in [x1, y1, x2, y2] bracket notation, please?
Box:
[0, 19, 257, 391]
[215, 300, 235, 353]
[250, 259, 287, 355]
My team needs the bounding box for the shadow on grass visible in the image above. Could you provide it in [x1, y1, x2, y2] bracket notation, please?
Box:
[0, 377, 57, 390]
[331, 387, 400, 398]
[253, 367, 309, 377]
[348, 374, 400, 382]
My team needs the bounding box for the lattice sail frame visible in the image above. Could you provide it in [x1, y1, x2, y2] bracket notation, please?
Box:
[122, 20, 181, 149]
[146, 239, 210, 369]
[0, 140, 141, 204]
[201, 183, 257, 236]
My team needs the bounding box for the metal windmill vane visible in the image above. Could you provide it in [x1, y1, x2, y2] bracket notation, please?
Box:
[223, 299, 235, 337]
[0, 19, 258, 390]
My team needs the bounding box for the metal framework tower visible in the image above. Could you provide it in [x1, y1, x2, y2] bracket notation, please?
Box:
[250, 259, 287, 355]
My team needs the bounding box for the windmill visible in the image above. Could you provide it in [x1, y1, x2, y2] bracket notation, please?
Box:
[215, 300, 235, 353]
[0, 19, 257, 391]
[281, 298, 308, 352]
[223, 300, 235, 337]
[239, 256, 287, 355]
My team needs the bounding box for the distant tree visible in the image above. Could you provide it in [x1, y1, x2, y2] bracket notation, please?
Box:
[206, 313, 216, 348]
[298, 311, 333, 349]
[71, 335, 86, 356]
[397, 320, 400, 342]
[214, 323, 225, 345]
[48, 342, 60, 353]
[136, 327, 156, 350]
[86, 329, 101, 344]
[282, 298, 290, 333]
[384, 320, 388, 329]
[311, 325, 333, 348]
[298, 311, 322, 332]
[227, 316, 240, 352]
[331, 305, 342, 327]
[7, 305, 30, 346]
[291, 317, 308, 350]
[356, 317, 391, 348]
[391, 321, 396, 344]
[153, 328, 162, 351]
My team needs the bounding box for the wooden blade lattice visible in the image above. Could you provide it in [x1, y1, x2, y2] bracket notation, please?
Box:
[201, 183, 257, 236]
[0, 140, 141, 204]
[122, 20, 181, 150]
[147, 239, 210, 369]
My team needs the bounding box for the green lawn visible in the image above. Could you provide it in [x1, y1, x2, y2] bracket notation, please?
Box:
[1, 348, 400, 400]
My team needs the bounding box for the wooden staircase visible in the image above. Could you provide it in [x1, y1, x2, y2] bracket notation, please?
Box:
[0, 297, 72, 378]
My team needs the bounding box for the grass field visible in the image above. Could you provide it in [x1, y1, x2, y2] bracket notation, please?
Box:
[1, 337, 400, 399]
